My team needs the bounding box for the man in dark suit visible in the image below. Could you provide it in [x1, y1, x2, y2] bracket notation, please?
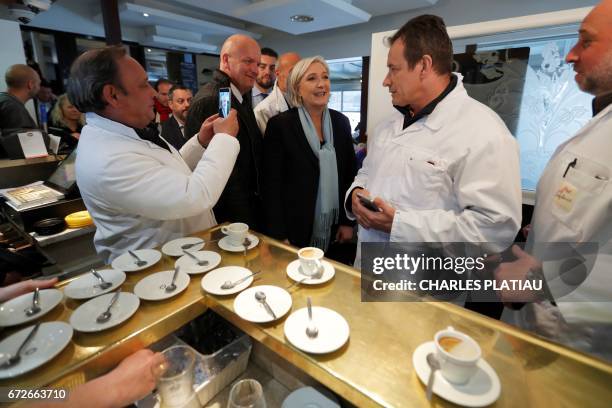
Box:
[185, 34, 263, 228]
[161, 85, 192, 150]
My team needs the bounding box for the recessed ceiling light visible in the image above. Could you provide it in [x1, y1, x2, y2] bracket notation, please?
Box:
[146, 48, 152, 52]
[143, 13, 149, 17]
[290, 14, 314, 23]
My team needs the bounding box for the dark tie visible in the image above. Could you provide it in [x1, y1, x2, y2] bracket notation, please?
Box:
[261, 93, 268, 100]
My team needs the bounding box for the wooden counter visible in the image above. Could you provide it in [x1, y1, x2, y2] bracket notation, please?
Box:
[2, 224, 611, 407]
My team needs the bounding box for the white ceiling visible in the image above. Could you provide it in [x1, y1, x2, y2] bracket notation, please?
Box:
[4, 0, 440, 53]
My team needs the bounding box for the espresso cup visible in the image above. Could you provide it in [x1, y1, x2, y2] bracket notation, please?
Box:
[221, 223, 249, 246]
[298, 247, 324, 277]
[434, 326, 481, 384]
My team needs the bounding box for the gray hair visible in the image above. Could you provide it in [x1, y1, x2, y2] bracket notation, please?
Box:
[286, 56, 330, 108]
[67, 45, 127, 113]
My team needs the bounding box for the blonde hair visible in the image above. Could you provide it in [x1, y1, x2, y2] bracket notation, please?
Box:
[50, 94, 85, 129]
[286, 56, 330, 108]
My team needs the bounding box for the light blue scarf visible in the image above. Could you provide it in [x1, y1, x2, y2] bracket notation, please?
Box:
[298, 106, 339, 251]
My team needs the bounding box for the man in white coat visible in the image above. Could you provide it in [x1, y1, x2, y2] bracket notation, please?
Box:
[254, 52, 301, 134]
[67, 45, 240, 262]
[496, 0, 612, 360]
[345, 15, 522, 267]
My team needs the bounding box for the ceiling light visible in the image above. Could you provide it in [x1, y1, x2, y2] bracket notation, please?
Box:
[146, 48, 152, 52]
[143, 12, 149, 17]
[290, 15, 314, 23]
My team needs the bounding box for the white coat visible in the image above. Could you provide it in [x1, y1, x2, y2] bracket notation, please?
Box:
[254, 81, 289, 135]
[345, 75, 522, 267]
[76, 113, 240, 263]
[507, 103, 612, 359]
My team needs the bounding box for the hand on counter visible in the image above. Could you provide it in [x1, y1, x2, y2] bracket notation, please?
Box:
[0, 277, 58, 302]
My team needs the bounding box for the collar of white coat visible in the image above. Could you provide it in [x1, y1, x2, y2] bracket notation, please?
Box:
[397, 73, 467, 134]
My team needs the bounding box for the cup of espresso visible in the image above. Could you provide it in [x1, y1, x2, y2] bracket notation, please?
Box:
[434, 326, 481, 384]
[297, 247, 324, 277]
[221, 222, 249, 246]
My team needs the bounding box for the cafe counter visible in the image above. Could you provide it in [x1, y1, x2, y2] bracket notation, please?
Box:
[1, 225, 611, 407]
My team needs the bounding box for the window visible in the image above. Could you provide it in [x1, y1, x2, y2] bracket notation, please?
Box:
[328, 58, 362, 133]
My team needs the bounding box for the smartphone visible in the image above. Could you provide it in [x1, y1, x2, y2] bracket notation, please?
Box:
[356, 192, 382, 212]
[218, 87, 231, 118]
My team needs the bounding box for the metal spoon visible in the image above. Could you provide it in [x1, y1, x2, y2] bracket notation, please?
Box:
[426, 353, 441, 401]
[24, 287, 41, 317]
[255, 291, 276, 319]
[0, 322, 40, 369]
[242, 237, 252, 256]
[286, 277, 308, 290]
[165, 266, 179, 292]
[128, 250, 147, 267]
[92, 269, 112, 290]
[181, 239, 204, 250]
[221, 271, 261, 290]
[96, 291, 120, 323]
[306, 297, 318, 338]
[183, 250, 209, 266]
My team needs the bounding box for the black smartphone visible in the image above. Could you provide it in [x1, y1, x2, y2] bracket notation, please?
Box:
[218, 87, 231, 118]
[357, 192, 382, 212]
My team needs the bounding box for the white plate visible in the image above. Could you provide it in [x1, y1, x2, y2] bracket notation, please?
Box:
[162, 238, 205, 257]
[218, 234, 259, 252]
[233, 285, 292, 323]
[412, 341, 501, 407]
[69, 292, 140, 333]
[134, 270, 191, 301]
[111, 249, 162, 272]
[284, 306, 349, 354]
[64, 269, 126, 300]
[0, 321, 73, 379]
[200, 266, 255, 296]
[175, 251, 222, 274]
[0, 289, 63, 327]
[286, 259, 335, 285]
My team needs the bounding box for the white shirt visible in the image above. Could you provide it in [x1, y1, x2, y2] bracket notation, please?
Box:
[254, 81, 289, 134]
[76, 113, 240, 262]
[345, 75, 522, 267]
[506, 103, 612, 358]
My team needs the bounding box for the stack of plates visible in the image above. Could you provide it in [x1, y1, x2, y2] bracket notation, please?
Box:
[65, 211, 93, 228]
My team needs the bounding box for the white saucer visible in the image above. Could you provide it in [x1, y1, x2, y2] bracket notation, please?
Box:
[134, 270, 191, 301]
[69, 292, 140, 333]
[218, 234, 259, 252]
[233, 285, 292, 323]
[111, 249, 162, 272]
[0, 321, 73, 379]
[200, 266, 254, 296]
[175, 251, 222, 274]
[286, 259, 335, 285]
[64, 269, 126, 300]
[0, 289, 63, 327]
[284, 306, 349, 354]
[162, 237, 205, 257]
[412, 341, 501, 407]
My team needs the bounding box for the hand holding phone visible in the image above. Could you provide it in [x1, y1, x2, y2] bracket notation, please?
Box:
[218, 87, 231, 118]
[356, 192, 382, 212]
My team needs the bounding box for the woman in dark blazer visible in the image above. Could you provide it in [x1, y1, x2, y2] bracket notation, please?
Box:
[262, 56, 357, 253]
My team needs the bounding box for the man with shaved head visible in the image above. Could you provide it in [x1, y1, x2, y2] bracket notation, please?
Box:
[186, 34, 264, 227]
[496, 0, 612, 360]
[254, 52, 301, 133]
[0, 64, 40, 131]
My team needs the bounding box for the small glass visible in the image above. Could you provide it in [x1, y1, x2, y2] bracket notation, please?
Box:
[227, 379, 267, 408]
[153, 345, 198, 408]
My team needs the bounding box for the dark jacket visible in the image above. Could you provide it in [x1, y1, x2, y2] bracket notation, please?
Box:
[0, 92, 37, 131]
[161, 115, 187, 151]
[262, 108, 357, 248]
[185, 70, 263, 228]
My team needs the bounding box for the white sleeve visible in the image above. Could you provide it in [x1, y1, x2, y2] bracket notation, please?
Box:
[179, 133, 206, 170]
[99, 134, 239, 220]
[390, 134, 522, 249]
